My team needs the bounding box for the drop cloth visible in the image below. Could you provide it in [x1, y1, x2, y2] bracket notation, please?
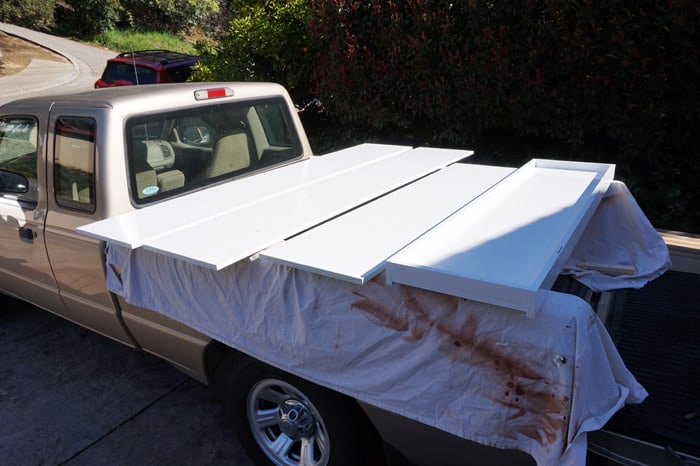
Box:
[98, 175, 670, 465]
[105, 245, 648, 465]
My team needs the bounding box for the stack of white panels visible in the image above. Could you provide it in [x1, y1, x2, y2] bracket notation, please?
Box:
[79, 144, 614, 316]
[261, 164, 515, 283]
[78, 144, 471, 270]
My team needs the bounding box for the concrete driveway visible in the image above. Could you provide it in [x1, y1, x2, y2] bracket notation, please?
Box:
[0, 22, 115, 106]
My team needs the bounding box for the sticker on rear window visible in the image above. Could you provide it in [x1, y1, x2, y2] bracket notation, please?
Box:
[142, 186, 159, 196]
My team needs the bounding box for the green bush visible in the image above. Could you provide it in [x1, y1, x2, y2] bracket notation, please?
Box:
[1, 0, 221, 39]
[192, 0, 314, 102]
[0, 0, 54, 29]
[309, 1, 700, 231]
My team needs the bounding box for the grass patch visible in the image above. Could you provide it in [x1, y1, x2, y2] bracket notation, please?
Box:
[90, 29, 198, 54]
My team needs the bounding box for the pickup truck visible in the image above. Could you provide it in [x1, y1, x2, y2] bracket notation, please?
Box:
[0, 82, 691, 466]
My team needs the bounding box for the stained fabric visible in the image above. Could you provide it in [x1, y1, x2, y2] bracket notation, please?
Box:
[106, 244, 648, 465]
[101, 179, 668, 465]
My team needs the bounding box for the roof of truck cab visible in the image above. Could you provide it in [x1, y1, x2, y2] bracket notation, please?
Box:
[0, 82, 291, 114]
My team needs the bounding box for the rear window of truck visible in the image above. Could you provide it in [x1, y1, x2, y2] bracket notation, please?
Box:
[125, 98, 303, 205]
[102, 63, 157, 85]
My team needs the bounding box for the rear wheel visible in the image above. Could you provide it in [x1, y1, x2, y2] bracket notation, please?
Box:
[226, 357, 384, 466]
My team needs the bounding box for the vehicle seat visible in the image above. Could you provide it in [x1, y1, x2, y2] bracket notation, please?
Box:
[71, 182, 90, 202]
[205, 131, 250, 178]
[144, 140, 176, 171]
[132, 141, 158, 198]
[157, 169, 185, 192]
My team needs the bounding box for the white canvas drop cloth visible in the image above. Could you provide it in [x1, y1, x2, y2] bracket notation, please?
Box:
[562, 180, 671, 290]
[105, 243, 650, 465]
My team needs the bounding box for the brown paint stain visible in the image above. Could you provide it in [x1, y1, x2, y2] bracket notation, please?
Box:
[351, 275, 571, 448]
[351, 290, 409, 332]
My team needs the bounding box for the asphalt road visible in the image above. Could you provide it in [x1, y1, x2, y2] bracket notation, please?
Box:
[1, 296, 253, 466]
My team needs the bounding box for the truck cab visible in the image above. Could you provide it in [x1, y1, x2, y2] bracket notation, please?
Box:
[0, 82, 312, 381]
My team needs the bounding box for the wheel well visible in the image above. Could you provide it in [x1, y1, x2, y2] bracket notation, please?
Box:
[202, 340, 237, 387]
[208, 347, 388, 465]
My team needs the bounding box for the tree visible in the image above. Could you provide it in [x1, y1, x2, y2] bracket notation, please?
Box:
[192, 0, 314, 102]
[120, 0, 222, 35]
[0, 0, 54, 30]
[54, 0, 121, 36]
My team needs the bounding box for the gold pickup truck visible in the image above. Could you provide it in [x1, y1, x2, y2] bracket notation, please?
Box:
[1, 82, 691, 466]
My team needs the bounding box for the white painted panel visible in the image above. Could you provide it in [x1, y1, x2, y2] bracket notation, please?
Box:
[387, 159, 614, 316]
[78, 143, 412, 248]
[143, 146, 472, 269]
[261, 164, 515, 283]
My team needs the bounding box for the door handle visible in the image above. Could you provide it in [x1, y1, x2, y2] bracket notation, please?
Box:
[18, 227, 36, 241]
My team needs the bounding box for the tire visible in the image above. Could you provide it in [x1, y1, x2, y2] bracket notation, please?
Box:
[226, 356, 385, 466]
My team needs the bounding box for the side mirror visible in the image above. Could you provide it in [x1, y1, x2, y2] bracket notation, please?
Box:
[0, 169, 29, 194]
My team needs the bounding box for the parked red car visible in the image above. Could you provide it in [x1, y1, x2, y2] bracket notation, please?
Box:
[94, 50, 200, 88]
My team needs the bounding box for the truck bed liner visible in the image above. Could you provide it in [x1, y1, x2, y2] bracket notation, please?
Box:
[604, 270, 700, 457]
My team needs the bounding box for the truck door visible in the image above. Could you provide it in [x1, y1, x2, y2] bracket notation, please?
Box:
[0, 115, 64, 312]
[42, 112, 135, 347]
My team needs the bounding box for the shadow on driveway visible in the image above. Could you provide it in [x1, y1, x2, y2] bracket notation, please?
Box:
[0, 296, 253, 466]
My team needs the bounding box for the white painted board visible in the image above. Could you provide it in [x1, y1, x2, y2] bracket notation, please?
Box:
[78, 144, 472, 270]
[386, 159, 615, 316]
[261, 164, 515, 283]
[79, 143, 412, 249]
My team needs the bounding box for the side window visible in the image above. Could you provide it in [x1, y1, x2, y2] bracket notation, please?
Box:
[0, 116, 38, 203]
[54, 117, 96, 212]
[255, 103, 296, 147]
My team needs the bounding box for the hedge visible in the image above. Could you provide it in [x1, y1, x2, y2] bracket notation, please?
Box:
[308, 0, 700, 231]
